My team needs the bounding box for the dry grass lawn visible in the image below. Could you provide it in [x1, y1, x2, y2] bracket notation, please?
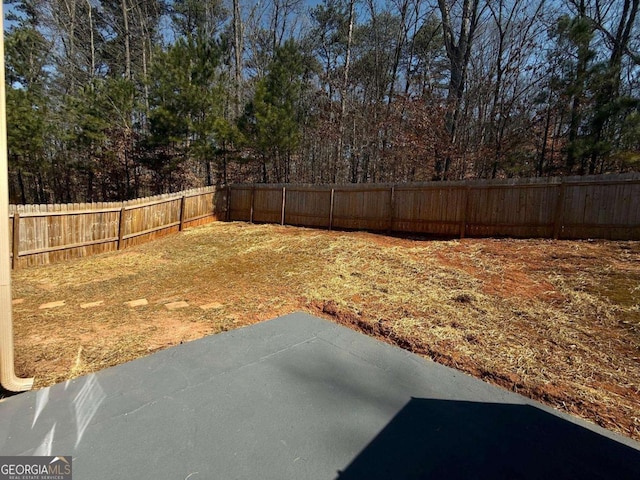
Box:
[6, 221, 640, 441]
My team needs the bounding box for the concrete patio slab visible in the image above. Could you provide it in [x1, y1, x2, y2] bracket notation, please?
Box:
[80, 300, 104, 309]
[1, 312, 639, 479]
[199, 302, 224, 310]
[123, 298, 148, 307]
[165, 301, 190, 310]
[38, 300, 65, 310]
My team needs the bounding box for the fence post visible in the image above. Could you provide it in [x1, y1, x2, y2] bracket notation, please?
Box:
[553, 180, 565, 240]
[329, 188, 335, 230]
[117, 207, 126, 250]
[179, 195, 187, 231]
[281, 186, 287, 225]
[11, 213, 19, 270]
[460, 185, 471, 239]
[226, 186, 231, 222]
[249, 186, 255, 223]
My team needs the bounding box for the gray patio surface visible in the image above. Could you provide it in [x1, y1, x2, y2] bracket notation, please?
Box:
[1, 312, 639, 479]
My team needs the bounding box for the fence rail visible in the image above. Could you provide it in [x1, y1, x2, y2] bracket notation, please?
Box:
[9, 186, 225, 268]
[226, 174, 640, 241]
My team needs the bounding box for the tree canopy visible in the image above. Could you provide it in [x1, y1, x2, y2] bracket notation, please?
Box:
[4, 0, 640, 203]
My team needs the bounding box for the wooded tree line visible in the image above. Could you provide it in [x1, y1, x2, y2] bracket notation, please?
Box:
[5, 0, 640, 203]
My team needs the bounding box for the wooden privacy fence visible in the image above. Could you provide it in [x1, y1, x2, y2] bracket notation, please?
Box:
[6, 174, 639, 269]
[226, 173, 640, 241]
[9, 186, 226, 268]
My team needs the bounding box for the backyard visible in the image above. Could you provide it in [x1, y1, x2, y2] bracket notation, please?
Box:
[6, 221, 640, 441]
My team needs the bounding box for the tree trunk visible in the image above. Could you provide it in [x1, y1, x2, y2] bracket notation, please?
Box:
[587, 0, 638, 173]
[233, 0, 244, 118]
[17, 169, 26, 205]
[121, 0, 131, 81]
[336, 0, 355, 183]
[437, 0, 480, 179]
[86, 0, 95, 80]
[387, 0, 409, 105]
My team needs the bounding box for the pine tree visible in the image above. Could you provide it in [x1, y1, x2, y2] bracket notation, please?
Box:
[5, 2, 51, 203]
[146, 34, 225, 190]
[243, 40, 306, 183]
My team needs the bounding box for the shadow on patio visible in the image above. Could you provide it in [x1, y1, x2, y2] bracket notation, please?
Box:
[337, 397, 640, 480]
